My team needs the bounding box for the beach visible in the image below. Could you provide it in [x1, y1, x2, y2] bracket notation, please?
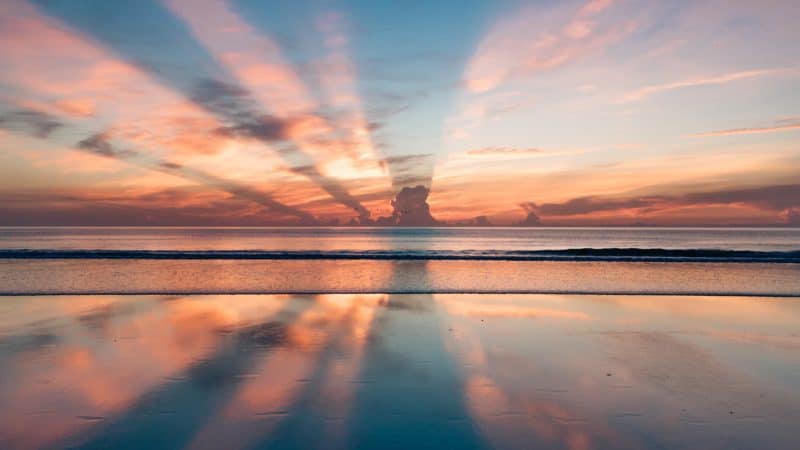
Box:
[3, 0, 799, 447]
[1, 293, 799, 449]
[0, 227, 799, 449]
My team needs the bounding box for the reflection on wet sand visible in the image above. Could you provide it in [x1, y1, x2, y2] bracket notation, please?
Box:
[185, 294, 382, 450]
[347, 261, 488, 450]
[437, 295, 800, 450]
[0, 294, 799, 449]
[0, 295, 292, 449]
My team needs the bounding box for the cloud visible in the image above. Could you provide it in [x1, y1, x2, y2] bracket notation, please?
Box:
[29, 0, 374, 220]
[78, 132, 139, 159]
[533, 195, 667, 216]
[184, 78, 376, 222]
[190, 78, 308, 144]
[522, 183, 800, 224]
[373, 185, 439, 226]
[378, 154, 433, 190]
[682, 184, 800, 211]
[0, 187, 313, 226]
[467, 147, 543, 156]
[53, 98, 96, 117]
[687, 117, 800, 138]
[516, 202, 543, 226]
[168, 0, 393, 206]
[0, 109, 64, 138]
[2, 106, 318, 224]
[457, 147, 591, 161]
[618, 69, 775, 103]
[464, 0, 633, 93]
[473, 215, 491, 226]
[579, 0, 614, 15]
[380, 153, 433, 167]
[786, 208, 800, 225]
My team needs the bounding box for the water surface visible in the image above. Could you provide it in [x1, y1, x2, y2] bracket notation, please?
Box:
[1, 293, 798, 449]
[2, 226, 799, 252]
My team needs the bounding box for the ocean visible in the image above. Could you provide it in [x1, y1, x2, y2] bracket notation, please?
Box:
[2, 226, 799, 253]
[1, 227, 799, 296]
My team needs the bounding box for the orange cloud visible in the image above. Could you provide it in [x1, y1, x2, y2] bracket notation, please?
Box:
[166, 0, 385, 180]
[53, 98, 96, 117]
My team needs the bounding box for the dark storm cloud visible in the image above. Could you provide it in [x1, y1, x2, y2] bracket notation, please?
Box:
[0, 109, 64, 138]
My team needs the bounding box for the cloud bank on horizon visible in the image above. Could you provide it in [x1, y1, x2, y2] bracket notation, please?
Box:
[0, 0, 798, 226]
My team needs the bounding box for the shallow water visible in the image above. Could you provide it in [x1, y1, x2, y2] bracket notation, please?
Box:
[2, 259, 799, 296]
[1, 293, 798, 450]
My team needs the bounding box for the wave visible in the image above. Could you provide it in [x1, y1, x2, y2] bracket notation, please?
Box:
[1, 248, 800, 262]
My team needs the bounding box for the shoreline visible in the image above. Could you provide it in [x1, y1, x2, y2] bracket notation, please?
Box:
[3, 259, 799, 297]
[2, 248, 800, 263]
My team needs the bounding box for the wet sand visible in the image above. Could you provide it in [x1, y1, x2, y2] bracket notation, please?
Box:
[1, 293, 798, 449]
[1, 259, 799, 296]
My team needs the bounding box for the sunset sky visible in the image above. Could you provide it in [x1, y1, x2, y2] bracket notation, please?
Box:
[1, 0, 798, 226]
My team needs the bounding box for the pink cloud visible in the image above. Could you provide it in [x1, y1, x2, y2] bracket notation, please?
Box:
[166, 0, 386, 185]
[53, 98, 96, 117]
[464, 0, 634, 93]
[618, 69, 775, 103]
[687, 117, 800, 138]
[579, 0, 615, 15]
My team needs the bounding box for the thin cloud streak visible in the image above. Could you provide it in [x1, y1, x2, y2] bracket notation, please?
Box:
[523, 183, 800, 225]
[463, 147, 590, 159]
[687, 118, 800, 138]
[618, 69, 775, 103]
[467, 147, 543, 156]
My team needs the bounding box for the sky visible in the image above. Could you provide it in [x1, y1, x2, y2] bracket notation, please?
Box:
[0, 0, 799, 226]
